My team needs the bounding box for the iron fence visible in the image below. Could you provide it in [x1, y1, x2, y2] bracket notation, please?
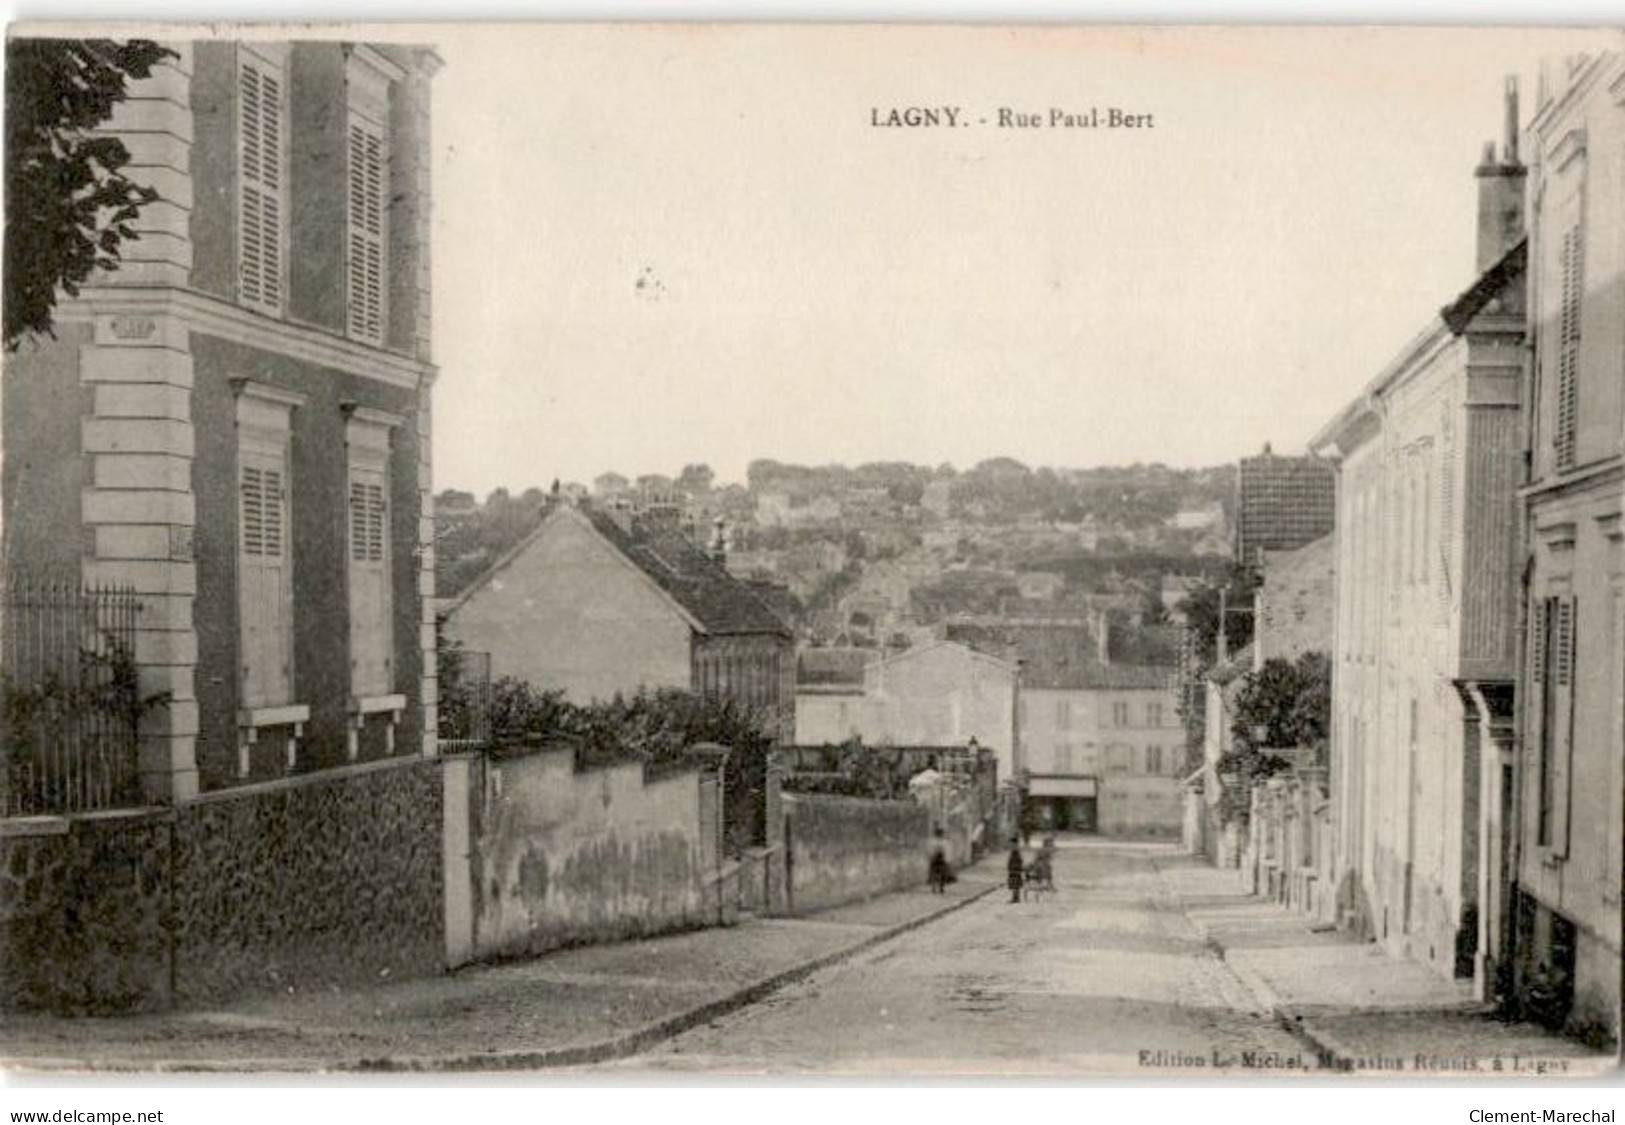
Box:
[437, 646, 492, 752]
[1, 578, 145, 815]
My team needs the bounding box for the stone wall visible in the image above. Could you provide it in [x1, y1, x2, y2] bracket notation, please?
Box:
[0, 813, 172, 1014]
[462, 747, 712, 961]
[782, 793, 929, 914]
[0, 756, 444, 1014]
[170, 757, 443, 1005]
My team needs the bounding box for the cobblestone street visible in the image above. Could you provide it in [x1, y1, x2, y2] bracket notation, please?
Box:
[597, 839, 1309, 1075]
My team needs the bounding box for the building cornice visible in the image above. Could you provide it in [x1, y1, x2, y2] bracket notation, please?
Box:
[59, 285, 436, 393]
[1517, 456, 1625, 503]
[1529, 51, 1619, 136]
[1309, 322, 1452, 458]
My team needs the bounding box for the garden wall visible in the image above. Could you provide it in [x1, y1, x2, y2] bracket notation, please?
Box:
[781, 793, 929, 914]
[170, 757, 443, 1005]
[0, 756, 444, 1014]
[0, 811, 172, 1013]
[459, 747, 714, 961]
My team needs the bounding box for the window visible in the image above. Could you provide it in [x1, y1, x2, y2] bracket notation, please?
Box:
[1553, 224, 1584, 471]
[237, 44, 287, 316]
[1112, 701, 1130, 727]
[1055, 697, 1072, 729]
[1146, 746, 1163, 775]
[345, 49, 393, 345]
[1531, 595, 1577, 853]
[346, 408, 402, 700]
[1147, 701, 1163, 727]
[234, 382, 304, 711]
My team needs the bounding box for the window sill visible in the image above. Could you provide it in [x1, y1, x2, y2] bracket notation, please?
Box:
[236, 703, 310, 777]
[351, 693, 407, 718]
[347, 693, 408, 759]
[239, 703, 311, 730]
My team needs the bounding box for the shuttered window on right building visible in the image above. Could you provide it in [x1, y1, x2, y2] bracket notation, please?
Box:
[1531, 593, 1578, 855]
[1553, 223, 1584, 472]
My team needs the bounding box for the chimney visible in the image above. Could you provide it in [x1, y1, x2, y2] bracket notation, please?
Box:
[1475, 75, 1526, 273]
[1096, 610, 1111, 666]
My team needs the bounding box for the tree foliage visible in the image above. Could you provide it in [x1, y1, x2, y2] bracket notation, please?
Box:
[1215, 651, 1332, 823]
[1229, 651, 1331, 756]
[5, 38, 174, 349]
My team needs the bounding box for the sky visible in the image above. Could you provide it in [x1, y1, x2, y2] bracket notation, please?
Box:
[426, 24, 1620, 495]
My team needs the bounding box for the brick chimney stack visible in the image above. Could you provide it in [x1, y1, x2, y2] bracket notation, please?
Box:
[1475, 75, 1526, 273]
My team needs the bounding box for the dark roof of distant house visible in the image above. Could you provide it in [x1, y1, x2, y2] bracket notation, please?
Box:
[946, 622, 1176, 692]
[744, 580, 800, 631]
[581, 507, 792, 637]
[796, 648, 873, 689]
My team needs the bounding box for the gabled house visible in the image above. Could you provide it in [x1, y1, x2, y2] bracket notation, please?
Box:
[443, 503, 795, 742]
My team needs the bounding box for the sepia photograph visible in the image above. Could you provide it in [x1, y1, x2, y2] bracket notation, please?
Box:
[0, 17, 1621, 1097]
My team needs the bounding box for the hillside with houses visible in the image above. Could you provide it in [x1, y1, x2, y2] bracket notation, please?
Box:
[434, 458, 1237, 649]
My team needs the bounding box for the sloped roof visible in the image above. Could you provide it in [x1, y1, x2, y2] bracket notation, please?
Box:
[1441, 238, 1527, 335]
[582, 508, 792, 637]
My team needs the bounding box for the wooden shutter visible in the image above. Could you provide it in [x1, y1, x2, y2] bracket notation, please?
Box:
[239, 453, 291, 708]
[348, 467, 392, 697]
[1551, 595, 1577, 857]
[1554, 225, 1583, 471]
[1530, 597, 1551, 845]
[238, 50, 285, 315]
[346, 112, 387, 344]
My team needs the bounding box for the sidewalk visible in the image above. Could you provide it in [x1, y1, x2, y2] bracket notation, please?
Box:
[1152, 852, 1615, 1076]
[1, 870, 999, 1073]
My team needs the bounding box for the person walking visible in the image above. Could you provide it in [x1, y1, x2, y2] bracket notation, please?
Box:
[928, 827, 952, 894]
[1006, 841, 1025, 904]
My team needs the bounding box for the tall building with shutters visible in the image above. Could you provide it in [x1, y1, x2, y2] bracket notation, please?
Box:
[1310, 80, 1528, 999]
[2, 38, 443, 798]
[1511, 50, 1623, 1046]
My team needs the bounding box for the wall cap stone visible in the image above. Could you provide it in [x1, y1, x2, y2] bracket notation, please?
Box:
[182, 752, 430, 808]
[0, 807, 173, 836]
